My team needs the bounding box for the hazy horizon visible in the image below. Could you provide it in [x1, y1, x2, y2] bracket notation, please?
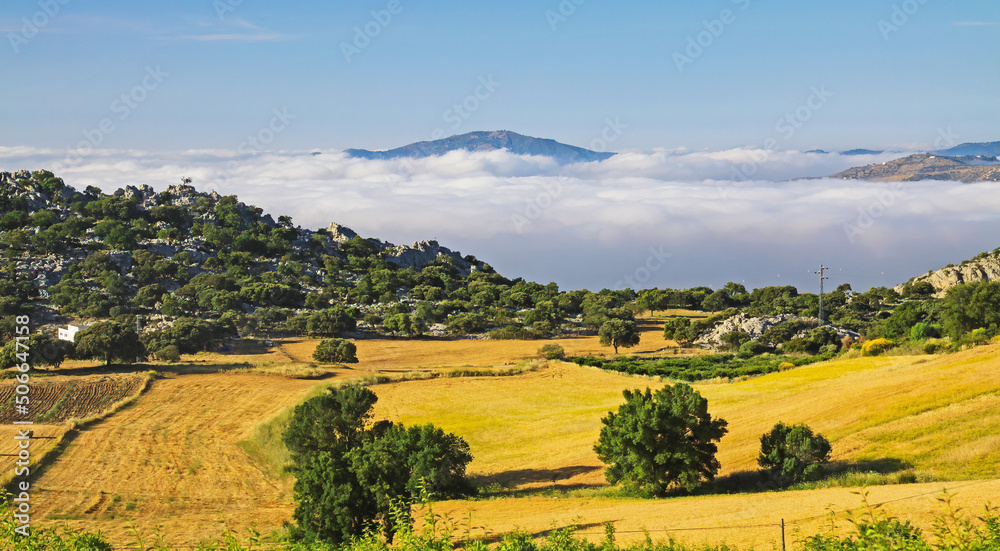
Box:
[5, 143, 999, 293]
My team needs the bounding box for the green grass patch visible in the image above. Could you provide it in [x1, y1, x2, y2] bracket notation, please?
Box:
[237, 383, 330, 478]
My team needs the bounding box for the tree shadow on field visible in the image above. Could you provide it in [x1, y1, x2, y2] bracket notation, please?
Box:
[468, 522, 610, 546]
[472, 465, 604, 495]
[711, 457, 913, 495]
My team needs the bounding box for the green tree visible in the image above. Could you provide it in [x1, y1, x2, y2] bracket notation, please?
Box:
[313, 338, 358, 364]
[758, 422, 832, 485]
[283, 386, 471, 544]
[348, 423, 472, 538]
[74, 321, 145, 364]
[662, 317, 691, 341]
[598, 319, 640, 354]
[701, 290, 733, 312]
[383, 313, 425, 337]
[594, 384, 728, 495]
[0, 334, 74, 370]
[940, 281, 1000, 339]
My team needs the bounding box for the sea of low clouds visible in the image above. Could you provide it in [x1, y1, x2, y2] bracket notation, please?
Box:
[4, 145, 1000, 293]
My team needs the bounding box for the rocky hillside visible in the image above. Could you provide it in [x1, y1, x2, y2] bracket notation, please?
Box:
[896, 249, 1000, 297]
[346, 130, 615, 164]
[831, 153, 1000, 183]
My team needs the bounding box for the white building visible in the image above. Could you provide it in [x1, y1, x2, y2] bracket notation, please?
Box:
[57, 325, 81, 342]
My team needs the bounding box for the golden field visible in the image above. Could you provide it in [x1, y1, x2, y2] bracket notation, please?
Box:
[21, 322, 1000, 548]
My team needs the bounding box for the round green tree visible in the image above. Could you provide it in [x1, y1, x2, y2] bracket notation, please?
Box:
[74, 321, 145, 365]
[312, 338, 358, 364]
[598, 319, 641, 354]
[594, 383, 728, 495]
[758, 422, 832, 485]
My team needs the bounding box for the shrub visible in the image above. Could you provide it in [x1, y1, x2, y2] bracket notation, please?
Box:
[862, 338, 895, 356]
[719, 330, 750, 351]
[736, 340, 767, 359]
[538, 343, 565, 360]
[909, 322, 941, 341]
[923, 339, 944, 354]
[758, 422, 832, 485]
[156, 344, 181, 362]
[312, 338, 359, 364]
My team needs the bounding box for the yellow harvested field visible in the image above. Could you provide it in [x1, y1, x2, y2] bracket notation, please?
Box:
[282, 318, 687, 372]
[428, 478, 1000, 549]
[31, 372, 327, 546]
[373, 343, 1000, 489]
[27, 330, 1000, 549]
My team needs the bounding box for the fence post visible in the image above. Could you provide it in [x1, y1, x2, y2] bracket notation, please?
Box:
[781, 518, 786, 551]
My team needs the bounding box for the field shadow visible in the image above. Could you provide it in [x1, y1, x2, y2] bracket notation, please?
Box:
[468, 521, 610, 546]
[472, 465, 604, 494]
[711, 457, 913, 495]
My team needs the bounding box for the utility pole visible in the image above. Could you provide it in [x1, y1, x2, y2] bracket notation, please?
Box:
[815, 265, 829, 325]
[136, 315, 143, 363]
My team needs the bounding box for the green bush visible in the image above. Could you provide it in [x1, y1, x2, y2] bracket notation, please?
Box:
[758, 422, 832, 485]
[538, 343, 565, 360]
[312, 338, 358, 364]
[736, 339, 767, 359]
[156, 344, 181, 362]
[909, 322, 941, 341]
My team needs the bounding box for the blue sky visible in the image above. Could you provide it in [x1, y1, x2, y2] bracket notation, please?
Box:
[2, 0, 999, 153]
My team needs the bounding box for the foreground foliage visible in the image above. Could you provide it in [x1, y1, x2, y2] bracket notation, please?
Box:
[3, 490, 1000, 550]
[283, 386, 472, 544]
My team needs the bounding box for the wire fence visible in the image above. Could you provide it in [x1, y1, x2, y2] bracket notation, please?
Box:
[563, 479, 995, 550]
[80, 478, 996, 550]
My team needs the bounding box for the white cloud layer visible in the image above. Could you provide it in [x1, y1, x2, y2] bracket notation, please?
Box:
[2, 146, 999, 292]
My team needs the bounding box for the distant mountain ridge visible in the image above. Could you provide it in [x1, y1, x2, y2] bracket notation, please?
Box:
[933, 141, 1000, 157]
[345, 130, 615, 164]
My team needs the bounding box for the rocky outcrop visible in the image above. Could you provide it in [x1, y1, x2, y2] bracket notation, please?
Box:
[327, 223, 358, 243]
[695, 313, 798, 346]
[385, 240, 473, 272]
[695, 313, 860, 348]
[896, 252, 1000, 297]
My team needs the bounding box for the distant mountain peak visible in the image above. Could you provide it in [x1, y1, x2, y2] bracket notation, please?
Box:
[345, 130, 616, 164]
